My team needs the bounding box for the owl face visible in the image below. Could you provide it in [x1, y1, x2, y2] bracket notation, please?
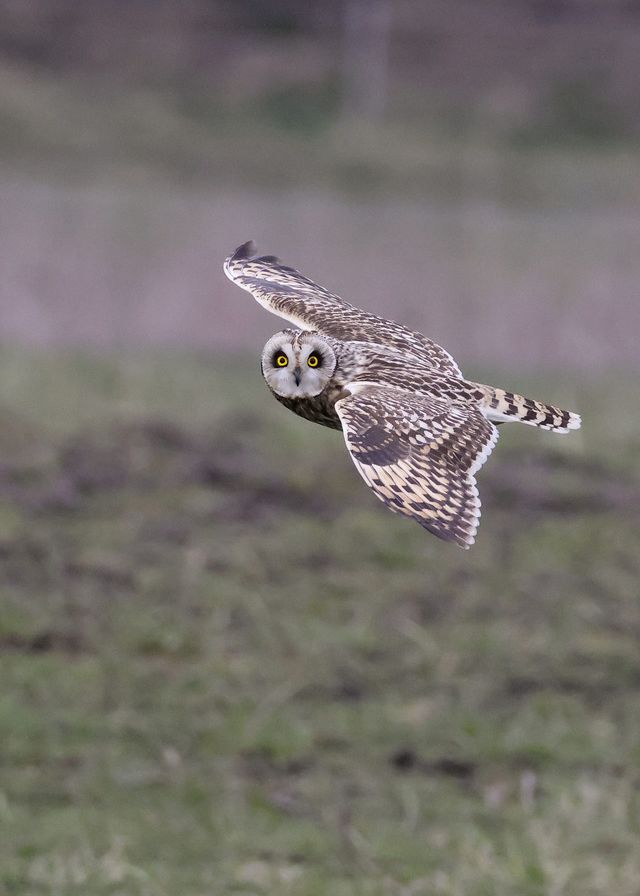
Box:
[261, 330, 336, 398]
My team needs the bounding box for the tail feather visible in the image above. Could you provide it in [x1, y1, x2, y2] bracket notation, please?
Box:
[486, 388, 581, 433]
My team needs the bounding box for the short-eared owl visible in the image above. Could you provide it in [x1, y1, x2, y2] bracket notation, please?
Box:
[224, 241, 581, 548]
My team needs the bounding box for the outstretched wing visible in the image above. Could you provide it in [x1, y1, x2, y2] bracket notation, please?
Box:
[335, 385, 499, 548]
[224, 241, 463, 377]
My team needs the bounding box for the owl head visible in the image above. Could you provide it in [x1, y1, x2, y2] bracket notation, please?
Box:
[261, 330, 337, 398]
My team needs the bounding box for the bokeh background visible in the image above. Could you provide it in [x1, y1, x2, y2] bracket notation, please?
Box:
[1, 2, 639, 894]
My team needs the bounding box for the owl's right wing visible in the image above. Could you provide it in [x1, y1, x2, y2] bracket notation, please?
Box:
[224, 241, 463, 377]
[335, 385, 499, 548]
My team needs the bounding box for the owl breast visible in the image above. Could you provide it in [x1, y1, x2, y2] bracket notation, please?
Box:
[274, 385, 346, 430]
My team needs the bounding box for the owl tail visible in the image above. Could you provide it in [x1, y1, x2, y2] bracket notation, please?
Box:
[485, 388, 581, 433]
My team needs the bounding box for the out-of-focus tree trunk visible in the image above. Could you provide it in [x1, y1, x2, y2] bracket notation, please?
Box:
[341, 0, 392, 121]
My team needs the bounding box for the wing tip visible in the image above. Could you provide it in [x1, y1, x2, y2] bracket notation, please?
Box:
[422, 517, 478, 549]
[233, 240, 257, 261]
[223, 240, 257, 279]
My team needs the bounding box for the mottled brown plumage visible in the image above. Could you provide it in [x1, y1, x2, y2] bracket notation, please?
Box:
[225, 240, 463, 377]
[226, 243, 582, 548]
[336, 385, 497, 546]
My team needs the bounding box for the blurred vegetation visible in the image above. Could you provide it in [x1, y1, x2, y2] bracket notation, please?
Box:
[2, 61, 640, 210]
[510, 78, 631, 148]
[0, 351, 638, 895]
[1, 0, 640, 203]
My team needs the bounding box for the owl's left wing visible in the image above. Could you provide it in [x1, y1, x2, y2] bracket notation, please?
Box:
[224, 241, 463, 377]
[335, 385, 499, 548]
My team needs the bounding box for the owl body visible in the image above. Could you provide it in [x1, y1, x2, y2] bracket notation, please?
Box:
[263, 332, 576, 436]
[226, 242, 581, 548]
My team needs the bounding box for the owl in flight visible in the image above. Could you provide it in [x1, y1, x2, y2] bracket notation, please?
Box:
[224, 241, 581, 548]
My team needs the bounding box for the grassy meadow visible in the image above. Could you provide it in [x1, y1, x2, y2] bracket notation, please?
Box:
[0, 350, 638, 895]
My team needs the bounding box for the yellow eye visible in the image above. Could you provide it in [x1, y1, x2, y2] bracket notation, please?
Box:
[275, 354, 288, 367]
[307, 353, 320, 368]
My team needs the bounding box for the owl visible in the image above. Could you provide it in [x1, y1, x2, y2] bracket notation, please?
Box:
[225, 241, 581, 548]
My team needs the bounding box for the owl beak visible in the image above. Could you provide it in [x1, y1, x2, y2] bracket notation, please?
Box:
[293, 366, 302, 386]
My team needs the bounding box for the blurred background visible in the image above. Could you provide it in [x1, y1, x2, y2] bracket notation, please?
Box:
[1, 2, 639, 894]
[2, 0, 640, 365]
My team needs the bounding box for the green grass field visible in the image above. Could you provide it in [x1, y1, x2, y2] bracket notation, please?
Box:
[0, 351, 639, 895]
